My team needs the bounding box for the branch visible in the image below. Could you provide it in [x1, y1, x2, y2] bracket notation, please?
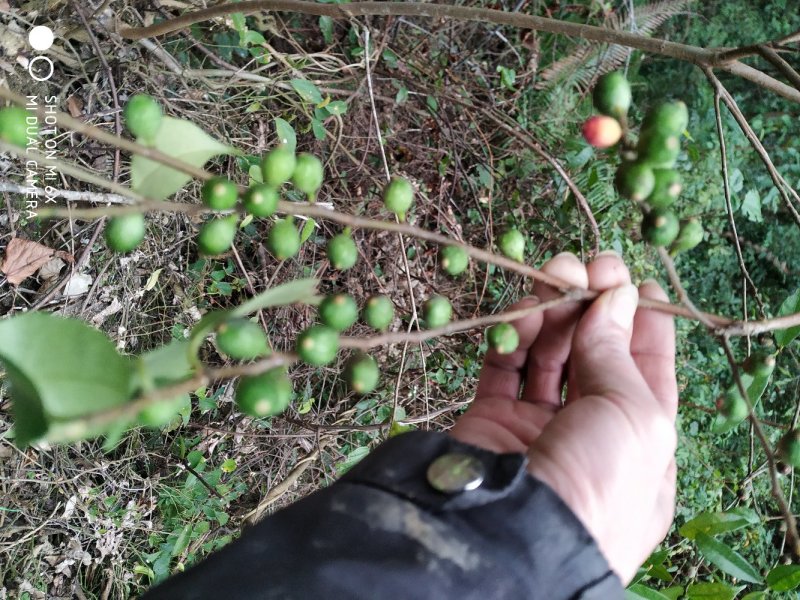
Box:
[709, 89, 766, 318]
[3, 89, 799, 336]
[341, 294, 577, 350]
[115, 0, 800, 104]
[758, 45, 800, 91]
[703, 69, 800, 229]
[0, 181, 133, 205]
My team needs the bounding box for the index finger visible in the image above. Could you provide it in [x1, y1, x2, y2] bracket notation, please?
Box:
[631, 280, 678, 419]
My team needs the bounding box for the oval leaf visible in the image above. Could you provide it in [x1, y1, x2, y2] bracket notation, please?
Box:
[0, 313, 134, 445]
[686, 582, 741, 600]
[274, 117, 296, 152]
[680, 509, 760, 540]
[775, 287, 800, 348]
[231, 278, 319, 317]
[290, 78, 323, 104]
[712, 372, 772, 434]
[131, 117, 233, 201]
[695, 533, 764, 584]
[626, 584, 672, 599]
[766, 564, 800, 591]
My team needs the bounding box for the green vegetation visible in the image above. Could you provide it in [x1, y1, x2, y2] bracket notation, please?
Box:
[123, 94, 163, 143]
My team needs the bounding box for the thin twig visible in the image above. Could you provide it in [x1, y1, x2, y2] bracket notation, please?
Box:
[0, 181, 133, 205]
[757, 46, 800, 91]
[710, 89, 766, 318]
[703, 69, 800, 229]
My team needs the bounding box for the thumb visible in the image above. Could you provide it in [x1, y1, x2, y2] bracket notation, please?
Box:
[571, 284, 651, 402]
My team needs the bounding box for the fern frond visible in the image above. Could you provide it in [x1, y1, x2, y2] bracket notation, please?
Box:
[535, 0, 693, 91]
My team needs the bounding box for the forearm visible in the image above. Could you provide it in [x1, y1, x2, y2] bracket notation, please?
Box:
[141, 431, 622, 599]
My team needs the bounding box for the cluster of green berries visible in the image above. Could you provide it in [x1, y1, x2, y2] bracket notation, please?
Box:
[583, 72, 704, 256]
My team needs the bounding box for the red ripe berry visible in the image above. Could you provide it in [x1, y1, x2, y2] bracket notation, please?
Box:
[582, 115, 622, 149]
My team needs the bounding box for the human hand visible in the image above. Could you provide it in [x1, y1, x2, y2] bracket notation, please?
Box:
[450, 252, 678, 583]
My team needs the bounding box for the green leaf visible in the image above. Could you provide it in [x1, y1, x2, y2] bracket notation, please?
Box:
[248, 164, 263, 185]
[741, 592, 767, 600]
[319, 15, 334, 45]
[300, 218, 316, 243]
[231, 278, 319, 318]
[712, 372, 772, 434]
[242, 30, 266, 47]
[695, 533, 764, 583]
[0, 313, 134, 446]
[311, 118, 326, 140]
[680, 509, 760, 539]
[136, 340, 195, 389]
[774, 287, 800, 348]
[230, 12, 246, 36]
[221, 458, 237, 473]
[338, 446, 369, 474]
[660, 587, 684, 600]
[741, 189, 762, 222]
[131, 117, 233, 201]
[625, 584, 672, 599]
[290, 78, 324, 104]
[426, 95, 438, 112]
[326, 101, 347, 116]
[766, 564, 800, 591]
[395, 85, 409, 105]
[274, 117, 296, 152]
[685, 582, 741, 600]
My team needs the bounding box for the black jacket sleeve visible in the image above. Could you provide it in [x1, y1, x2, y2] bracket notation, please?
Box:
[141, 430, 623, 599]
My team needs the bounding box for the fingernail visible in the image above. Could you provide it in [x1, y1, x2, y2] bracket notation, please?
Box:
[641, 278, 660, 287]
[602, 284, 639, 329]
[596, 249, 620, 258]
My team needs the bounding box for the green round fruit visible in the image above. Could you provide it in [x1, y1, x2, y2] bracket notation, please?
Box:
[440, 246, 469, 276]
[123, 94, 162, 143]
[235, 369, 292, 418]
[615, 162, 656, 202]
[138, 395, 190, 428]
[486, 323, 520, 354]
[669, 218, 704, 255]
[649, 169, 683, 208]
[105, 213, 146, 253]
[197, 215, 238, 256]
[362, 295, 394, 331]
[343, 353, 380, 394]
[201, 177, 239, 211]
[592, 71, 632, 118]
[327, 234, 358, 270]
[423, 295, 452, 329]
[0, 106, 34, 147]
[296, 325, 340, 366]
[261, 146, 297, 187]
[266, 218, 301, 260]
[742, 351, 777, 378]
[637, 130, 680, 169]
[216, 319, 269, 360]
[498, 229, 525, 262]
[383, 176, 414, 219]
[319, 294, 359, 332]
[642, 100, 689, 137]
[778, 429, 800, 468]
[291, 153, 324, 196]
[642, 209, 680, 247]
[716, 390, 748, 422]
[243, 183, 279, 217]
